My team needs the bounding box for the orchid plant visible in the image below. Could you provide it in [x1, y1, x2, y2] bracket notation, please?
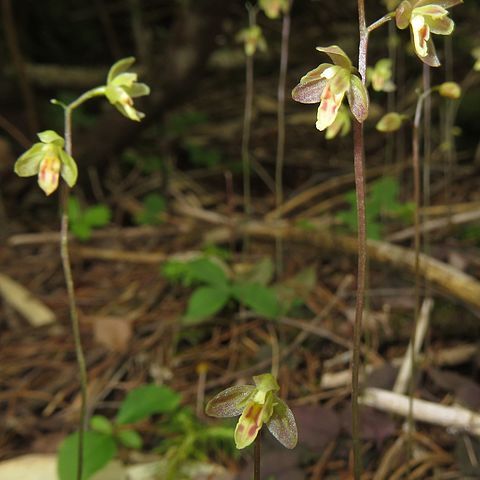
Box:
[290, 0, 462, 477]
[13, 57, 150, 480]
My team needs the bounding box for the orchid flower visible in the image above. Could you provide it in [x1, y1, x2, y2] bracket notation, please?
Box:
[14, 130, 78, 196]
[105, 57, 150, 121]
[395, 0, 463, 67]
[292, 46, 369, 132]
[205, 373, 297, 450]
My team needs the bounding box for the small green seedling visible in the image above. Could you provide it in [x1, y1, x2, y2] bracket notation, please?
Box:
[337, 176, 414, 240]
[206, 373, 297, 480]
[68, 197, 111, 241]
[162, 256, 280, 324]
[58, 384, 180, 480]
[134, 193, 166, 226]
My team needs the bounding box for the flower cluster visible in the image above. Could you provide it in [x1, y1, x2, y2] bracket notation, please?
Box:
[259, 0, 290, 19]
[292, 46, 369, 132]
[206, 373, 297, 450]
[395, 0, 462, 66]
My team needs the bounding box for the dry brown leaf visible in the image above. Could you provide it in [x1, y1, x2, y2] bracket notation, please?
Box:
[93, 316, 132, 353]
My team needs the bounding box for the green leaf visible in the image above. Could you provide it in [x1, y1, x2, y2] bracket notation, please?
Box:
[71, 221, 92, 241]
[183, 286, 230, 324]
[57, 431, 116, 480]
[237, 256, 274, 286]
[84, 205, 111, 227]
[116, 384, 181, 425]
[90, 415, 113, 435]
[232, 283, 280, 319]
[68, 197, 82, 223]
[135, 193, 166, 225]
[116, 429, 143, 449]
[187, 258, 228, 287]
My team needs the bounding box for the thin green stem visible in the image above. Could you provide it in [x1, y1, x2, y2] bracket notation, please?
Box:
[408, 88, 431, 448]
[242, 22, 255, 251]
[274, 2, 292, 275]
[62, 106, 89, 480]
[254, 433, 261, 480]
[367, 12, 395, 33]
[68, 86, 106, 111]
[352, 1, 368, 479]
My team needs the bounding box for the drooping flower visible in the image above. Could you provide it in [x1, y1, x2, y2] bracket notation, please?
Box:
[14, 130, 78, 196]
[259, 0, 290, 19]
[438, 81, 461, 99]
[376, 112, 406, 132]
[472, 46, 480, 72]
[237, 25, 267, 57]
[105, 57, 150, 121]
[205, 373, 297, 450]
[367, 58, 396, 92]
[395, 0, 463, 67]
[292, 46, 369, 132]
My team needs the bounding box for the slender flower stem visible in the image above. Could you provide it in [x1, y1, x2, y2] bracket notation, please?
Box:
[367, 12, 395, 33]
[242, 8, 256, 251]
[274, 2, 292, 275]
[352, 1, 368, 478]
[408, 89, 430, 443]
[254, 433, 261, 480]
[62, 106, 89, 480]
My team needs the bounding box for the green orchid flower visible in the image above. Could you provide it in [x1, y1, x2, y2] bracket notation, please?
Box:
[105, 57, 150, 121]
[472, 46, 480, 72]
[292, 45, 369, 132]
[367, 58, 396, 93]
[395, 0, 463, 67]
[259, 0, 290, 19]
[14, 130, 78, 196]
[237, 25, 267, 57]
[205, 373, 297, 450]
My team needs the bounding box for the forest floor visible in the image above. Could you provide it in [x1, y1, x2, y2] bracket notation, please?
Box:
[2, 9, 480, 478]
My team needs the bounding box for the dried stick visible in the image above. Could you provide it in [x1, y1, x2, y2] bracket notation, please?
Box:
[361, 388, 480, 436]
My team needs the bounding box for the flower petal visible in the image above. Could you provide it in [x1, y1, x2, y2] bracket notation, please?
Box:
[347, 75, 369, 123]
[411, 14, 430, 57]
[413, 0, 462, 8]
[253, 373, 280, 394]
[128, 83, 150, 98]
[424, 13, 454, 34]
[111, 72, 138, 88]
[107, 57, 136, 84]
[37, 130, 64, 147]
[316, 45, 352, 70]
[59, 150, 78, 188]
[38, 154, 61, 196]
[14, 144, 45, 177]
[316, 85, 344, 131]
[410, 27, 441, 66]
[299, 63, 332, 84]
[292, 78, 328, 104]
[205, 385, 255, 418]
[396, 1, 413, 29]
[266, 398, 298, 449]
[234, 401, 265, 449]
